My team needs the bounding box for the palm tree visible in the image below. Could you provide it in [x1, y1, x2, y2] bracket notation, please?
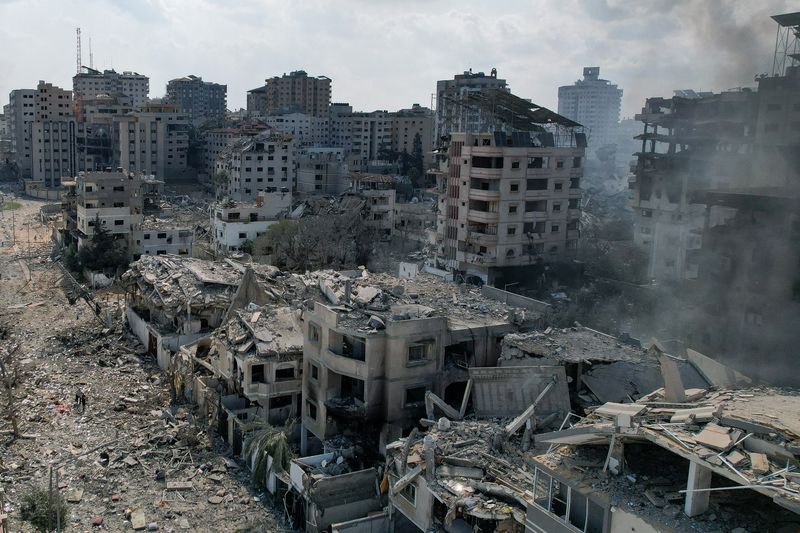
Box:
[242, 418, 296, 486]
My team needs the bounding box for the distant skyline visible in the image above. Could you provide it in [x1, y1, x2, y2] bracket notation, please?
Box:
[0, 0, 795, 118]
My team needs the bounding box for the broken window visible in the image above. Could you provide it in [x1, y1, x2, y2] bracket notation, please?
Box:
[524, 221, 546, 234]
[510, 182, 519, 192]
[309, 322, 321, 344]
[510, 160, 520, 169]
[306, 400, 317, 420]
[340, 375, 365, 402]
[310, 363, 319, 381]
[251, 364, 266, 384]
[527, 156, 548, 169]
[275, 367, 295, 381]
[400, 482, 416, 506]
[270, 395, 292, 409]
[570, 177, 580, 189]
[527, 178, 548, 191]
[408, 340, 433, 364]
[405, 386, 426, 406]
[556, 159, 565, 169]
[525, 200, 547, 212]
[341, 335, 366, 361]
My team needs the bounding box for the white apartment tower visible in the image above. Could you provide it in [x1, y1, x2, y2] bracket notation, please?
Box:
[558, 67, 622, 157]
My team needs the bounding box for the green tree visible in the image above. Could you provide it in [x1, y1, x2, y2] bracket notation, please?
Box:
[20, 485, 68, 532]
[74, 215, 129, 273]
[242, 419, 295, 486]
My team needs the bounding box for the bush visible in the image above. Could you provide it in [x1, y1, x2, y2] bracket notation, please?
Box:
[20, 485, 68, 532]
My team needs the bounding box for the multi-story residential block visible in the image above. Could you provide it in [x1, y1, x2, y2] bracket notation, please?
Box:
[165, 75, 227, 126]
[202, 122, 270, 176]
[346, 173, 396, 236]
[296, 148, 348, 194]
[391, 104, 434, 165]
[558, 67, 622, 157]
[210, 189, 292, 253]
[5, 89, 35, 177]
[135, 221, 195, 258]
[260, 70, 331, 118]
[73, 68, 149, 109]
[263, 113, 329, 147]
[116, 103, 190, 179]
[72, 170, 144, 251]
[437, 130, 584, 285]
[215, 132, 295, 202]
[31, 82, 77, 186]
[629, 90, 758, 282]
[246, 85, 268, 117]
[434, 69, 509, 142]
[300, 271, 517, 454]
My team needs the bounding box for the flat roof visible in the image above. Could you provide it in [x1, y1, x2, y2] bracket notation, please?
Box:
[772, 12, 800, 27]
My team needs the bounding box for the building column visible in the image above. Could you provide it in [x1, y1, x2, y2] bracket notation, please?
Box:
[300, 424, 308, 456]
[685, 460, 712, 517]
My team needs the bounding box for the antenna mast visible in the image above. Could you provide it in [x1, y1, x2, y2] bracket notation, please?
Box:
[89, 37, 93, 70]
[76, 27, 82, 74]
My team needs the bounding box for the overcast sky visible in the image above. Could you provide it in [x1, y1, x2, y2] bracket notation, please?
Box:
[0, 0, 795, 118]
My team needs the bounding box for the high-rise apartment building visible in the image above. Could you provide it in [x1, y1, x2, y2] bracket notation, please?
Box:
[392, 104, 434, 165]
[261, 71, 331, 118]
[263, 113, 329, 147]
[215, 132, 295, 202]
[165, 75, 227, 126]
[31, 82, 77, 186]
[558, 67, 622, 157]
[116, 103, 190, 179]
[73, 68, 150, 109]
[246, 86, 268, 116]
[5, 89, 35, 177]
[434, 69, 508, 142]
[437, 130, 584, 285]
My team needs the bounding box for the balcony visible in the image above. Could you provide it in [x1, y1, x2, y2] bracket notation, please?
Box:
[469, 188, 501, 202]
[467, 209, 499, 224]
[462, 252, 497, 265]
[245, 379, 302, 398]
[469, 168, 503, 179]
[323, 348, 368, 378]
[324, 397, 366, 419]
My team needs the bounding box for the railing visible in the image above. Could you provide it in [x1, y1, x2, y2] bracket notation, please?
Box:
[245, 379, 302, 397]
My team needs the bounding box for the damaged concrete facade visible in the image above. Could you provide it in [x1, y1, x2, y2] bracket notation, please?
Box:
[215, 131, 296, 202]
[300, 270, 527, 455]
[437, 130, 583, 285]
[210, 189, 292, 253]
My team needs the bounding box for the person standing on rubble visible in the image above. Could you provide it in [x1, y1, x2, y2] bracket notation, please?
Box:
[75, 388, 87, 413]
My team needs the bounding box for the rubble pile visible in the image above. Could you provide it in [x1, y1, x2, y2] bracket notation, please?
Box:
[306, 269, 534, 332]
[534, 387, 800, 532]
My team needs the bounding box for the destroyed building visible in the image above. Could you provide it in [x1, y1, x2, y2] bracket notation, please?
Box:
[177, 301, 304, 455]
[498, 328, 713, 407]
[300, 269, 537, 455]
[121, 255, 249, 368]
[210, 188, 292, 254]
[345, 172, 397, 236]
[385, 381, 800, 533]
[215, 131, 296, 202]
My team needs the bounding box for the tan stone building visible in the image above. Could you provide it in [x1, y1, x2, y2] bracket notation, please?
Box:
[437, 131, 584, 284]
[261, 71, 331, 118]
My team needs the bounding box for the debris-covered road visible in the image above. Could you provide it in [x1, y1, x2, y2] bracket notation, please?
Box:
[0, 194, 290, 532]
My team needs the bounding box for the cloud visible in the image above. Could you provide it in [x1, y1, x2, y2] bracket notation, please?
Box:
[0, 0, 794, 117]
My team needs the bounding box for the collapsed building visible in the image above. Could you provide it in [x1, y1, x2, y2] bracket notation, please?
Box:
[121, 255, 254, 368]
[300, 268, 542, 456]
[386, 381, 800, 533]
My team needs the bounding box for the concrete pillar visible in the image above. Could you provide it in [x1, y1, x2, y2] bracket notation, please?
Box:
[685, 460, 712, 517]
[300, 425, 308, 456]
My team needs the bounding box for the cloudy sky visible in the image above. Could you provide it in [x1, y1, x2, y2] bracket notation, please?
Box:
[0, 0, 795, 117]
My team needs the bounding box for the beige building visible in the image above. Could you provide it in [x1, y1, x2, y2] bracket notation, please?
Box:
[73, 68, 149, 109]
[300, 271, 520, 455]
[116, 103, 189, 179]
[437, 131, 583, 284]
[434, 69, 509, 141]
[347, 173, 396, 235]
[392, 104, 434, 165]
[261, 70, 331, 118]
[263, 112, 329, 147]
[203, 123, 270, 176]
[215, 131, 295, 201]
[295, 148, 348, 194]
